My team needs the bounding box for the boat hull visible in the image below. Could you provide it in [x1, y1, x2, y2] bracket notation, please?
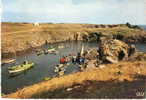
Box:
[2, 59, 16, 65]
[8, 63, 34, 75]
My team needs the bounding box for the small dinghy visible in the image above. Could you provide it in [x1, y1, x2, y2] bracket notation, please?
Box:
[58, 45, 64, 49]
[58, 69, 66, 76]
[54, 66, 60, 72]
[48, 48, 55, 52]
[43, 49, 49, 55]
[2, 59, 16, 65]
[48, 48, 58, 54]
[36, 50, 43, 56]
[54, 63, 69, 73]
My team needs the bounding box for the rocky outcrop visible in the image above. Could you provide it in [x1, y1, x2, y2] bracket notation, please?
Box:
[83, 39, 138, 68]
[98, 38, 134, 63]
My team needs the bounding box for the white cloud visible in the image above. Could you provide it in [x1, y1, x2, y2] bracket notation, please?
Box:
[2, 0, 146, 24]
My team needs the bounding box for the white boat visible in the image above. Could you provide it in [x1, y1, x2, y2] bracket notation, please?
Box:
[54, 63, 70, 73]
[54, 66, 59, 72]
[2, 59, 16, 64]
[48, 48, 55, 52]
[48, 48, 58, 54]
[59, 70, 65, 76]
[58, 45, 64, 49]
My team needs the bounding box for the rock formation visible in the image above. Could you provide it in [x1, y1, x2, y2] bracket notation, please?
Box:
[83, 39, 138, 68]
[98, 38, 131, 63]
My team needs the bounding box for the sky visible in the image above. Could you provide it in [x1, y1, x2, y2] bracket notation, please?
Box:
[1, 0, 146, 24]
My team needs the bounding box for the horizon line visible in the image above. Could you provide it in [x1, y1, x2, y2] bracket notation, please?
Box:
[1, 21, 145, 25]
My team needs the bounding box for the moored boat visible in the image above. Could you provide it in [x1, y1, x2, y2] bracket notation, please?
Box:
[58, 69, 65, 76]
[43, 49, 49, 55]
[8, 61, 34, 74]
[48, 48, 55, 52]
[1, 59, 16, 65]
[58, 45, 64, 49]
[36, 50, 43, 56]
[48, 48, 58, 54]
[54, 63, 70, 73]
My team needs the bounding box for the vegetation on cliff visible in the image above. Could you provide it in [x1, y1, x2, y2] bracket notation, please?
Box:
[2, 22, 146, 58]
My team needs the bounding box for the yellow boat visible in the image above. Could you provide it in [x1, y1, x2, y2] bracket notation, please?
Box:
[8, 61, 34, 74]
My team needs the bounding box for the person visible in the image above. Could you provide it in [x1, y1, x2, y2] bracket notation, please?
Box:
[60, 56, 66, 64]
[77, 52, 81, 57]
[78, 57, 85, 65]
[72, 56, 76, 64]
[76, 57, 80, 64]
[65, 56, 70, 63]
[23, 60, 28, 65]
[76, 52, 81, 64]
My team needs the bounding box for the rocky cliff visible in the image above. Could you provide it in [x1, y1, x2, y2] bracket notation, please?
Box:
[2, 23, 146, 58]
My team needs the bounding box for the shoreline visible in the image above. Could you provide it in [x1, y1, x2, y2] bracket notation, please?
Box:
[1, 39, 73, 59]
[2, 39, 146, 59]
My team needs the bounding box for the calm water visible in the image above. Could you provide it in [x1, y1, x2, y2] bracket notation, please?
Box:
[1, 41, 146, 94]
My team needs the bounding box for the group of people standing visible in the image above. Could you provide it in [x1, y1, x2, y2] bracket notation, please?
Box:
[72, 53, 85, 65]
[59, 56, 71, 64]
[59, 52, 85, 65]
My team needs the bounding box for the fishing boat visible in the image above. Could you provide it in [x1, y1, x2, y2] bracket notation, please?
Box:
[54, 67, 59, 72]
[58, 69, 65, 76]
[8, 61, 34, 74]
[48, 48, 58, 54]
[43, 49, 49, 55]
[36, 50, 43, 56]
[48, 48, 55, 52]
[58, 45, 64, 49]
[58, 63, 70, 68]
[1, 59, 16, 65]
[54, 64, 63, 72]
[54, 63, 70, 73]
[58, 64, 64, 68]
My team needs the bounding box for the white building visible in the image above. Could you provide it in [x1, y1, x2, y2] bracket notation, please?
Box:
[34, 22, 39, 26]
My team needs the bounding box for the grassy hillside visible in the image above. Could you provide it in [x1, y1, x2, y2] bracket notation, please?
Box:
[3, 61, 146, 99]
[1, 22, 146, 58]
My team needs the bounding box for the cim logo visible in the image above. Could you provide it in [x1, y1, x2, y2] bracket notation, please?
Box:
[136, 92, 145, 97]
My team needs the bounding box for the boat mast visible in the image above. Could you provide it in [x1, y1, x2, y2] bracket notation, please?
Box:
[80, 44, 84, 56]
